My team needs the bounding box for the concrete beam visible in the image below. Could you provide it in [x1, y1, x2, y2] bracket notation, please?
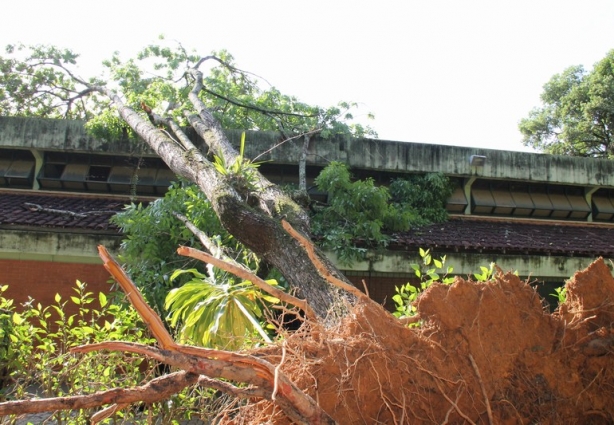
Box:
[0, 228, 122, 264]
[0, 116, 156, 156]
[230, 130, 614, 188]
[328, 250, 612, 281]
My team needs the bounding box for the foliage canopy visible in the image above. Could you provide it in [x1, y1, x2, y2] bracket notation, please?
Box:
[519, 49, 614, 157]
[0, 40, 375, 141]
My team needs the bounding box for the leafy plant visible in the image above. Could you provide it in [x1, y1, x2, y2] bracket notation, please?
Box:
[312, 162, 453, 264]
[392, 248, 454, 320]
[551, 286, 568, 304]
[0, 281, 222, 423]
[165, 268, 279, 350]
[474, 262, 497, 282]
[111, 180, 253, 313]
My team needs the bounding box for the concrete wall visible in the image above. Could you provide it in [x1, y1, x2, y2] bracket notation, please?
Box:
[4, 116, 614, 188]
[335, 250, 606, 280]
[0, 228, 121, 263]
[0, 116, 154, 156]
[231, 131, 614, 187]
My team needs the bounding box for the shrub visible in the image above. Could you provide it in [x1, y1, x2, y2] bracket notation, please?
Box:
[0, 281, 212, 424]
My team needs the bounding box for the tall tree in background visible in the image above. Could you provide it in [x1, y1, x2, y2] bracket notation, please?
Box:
[519, 49, 614, 157]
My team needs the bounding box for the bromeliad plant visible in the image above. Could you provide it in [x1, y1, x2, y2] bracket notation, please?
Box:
[393, 248, 455, 320]
[212, 132, 262, 195]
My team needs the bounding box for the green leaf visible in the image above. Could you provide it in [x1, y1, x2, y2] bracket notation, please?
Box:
[12, 312, 24, 325]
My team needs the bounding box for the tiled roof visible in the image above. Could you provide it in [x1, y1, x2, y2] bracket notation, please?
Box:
[3, 191, 614, 258]
[0, 191, 129, 232]
[391, 217, 614, 257]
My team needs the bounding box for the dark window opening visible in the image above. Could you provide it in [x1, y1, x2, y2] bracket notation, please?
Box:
[88, 166, 111, 182]
[42, 163, 66, 179]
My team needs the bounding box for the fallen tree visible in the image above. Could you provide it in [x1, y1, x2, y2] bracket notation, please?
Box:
[2, 43, 614, 424]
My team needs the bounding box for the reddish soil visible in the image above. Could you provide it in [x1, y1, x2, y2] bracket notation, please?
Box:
[230, 258, 614, 424]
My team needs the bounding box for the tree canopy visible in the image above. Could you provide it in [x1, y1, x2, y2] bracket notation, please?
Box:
[0, 40, 375, 142]
[519, 49, 614, 157]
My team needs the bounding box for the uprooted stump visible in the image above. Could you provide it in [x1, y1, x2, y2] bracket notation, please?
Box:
[234, 258, 614, 424]
[1, 233, 614, 424]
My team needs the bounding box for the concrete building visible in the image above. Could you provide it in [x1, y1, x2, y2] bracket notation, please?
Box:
[1, 116, 613, 310]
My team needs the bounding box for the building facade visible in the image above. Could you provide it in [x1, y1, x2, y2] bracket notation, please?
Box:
[1, 116, 613, 310]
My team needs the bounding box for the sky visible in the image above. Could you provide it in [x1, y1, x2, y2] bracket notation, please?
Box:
[2, 0, 614, 152]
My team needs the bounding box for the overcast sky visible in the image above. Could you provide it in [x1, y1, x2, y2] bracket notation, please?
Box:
[2, 0, 614, 152]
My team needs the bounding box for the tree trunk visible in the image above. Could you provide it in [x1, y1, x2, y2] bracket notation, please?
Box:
[298, 134, 311, 192]
[103, 87, 352, 321]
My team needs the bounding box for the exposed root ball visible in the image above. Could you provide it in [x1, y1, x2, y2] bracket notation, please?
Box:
[232, 258, 614, 424]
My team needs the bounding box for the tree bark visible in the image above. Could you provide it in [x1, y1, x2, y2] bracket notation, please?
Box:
[299, 134, 311, 192]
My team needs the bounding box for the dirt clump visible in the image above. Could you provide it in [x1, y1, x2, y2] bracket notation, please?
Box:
[229, 258, 614, 424]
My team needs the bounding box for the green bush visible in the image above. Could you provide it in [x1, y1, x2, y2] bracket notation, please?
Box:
[0, 281, 213, 424]
[392, 249, 454, 322]
[312, 162, 453, 264]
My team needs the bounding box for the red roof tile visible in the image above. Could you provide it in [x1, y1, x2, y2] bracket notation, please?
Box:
[391, 217, 614, 257]
[0, 191, 128, 232]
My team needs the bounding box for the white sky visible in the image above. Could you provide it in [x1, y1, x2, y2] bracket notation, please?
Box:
[2, 0, 614, 152]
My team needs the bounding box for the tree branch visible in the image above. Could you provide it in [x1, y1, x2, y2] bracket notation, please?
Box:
[97, 245, 177, 350]
[281, 220, 367, 300]
[201, 86, 318, 118]
[0, 371, 199, 417]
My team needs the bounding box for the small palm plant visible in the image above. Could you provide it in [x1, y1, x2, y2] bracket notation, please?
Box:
[165, 268, 279, 350]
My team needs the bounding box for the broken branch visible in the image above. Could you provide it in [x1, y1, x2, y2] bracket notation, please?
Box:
[97, 246, 177, 349]
[281, 219, 367, 300]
